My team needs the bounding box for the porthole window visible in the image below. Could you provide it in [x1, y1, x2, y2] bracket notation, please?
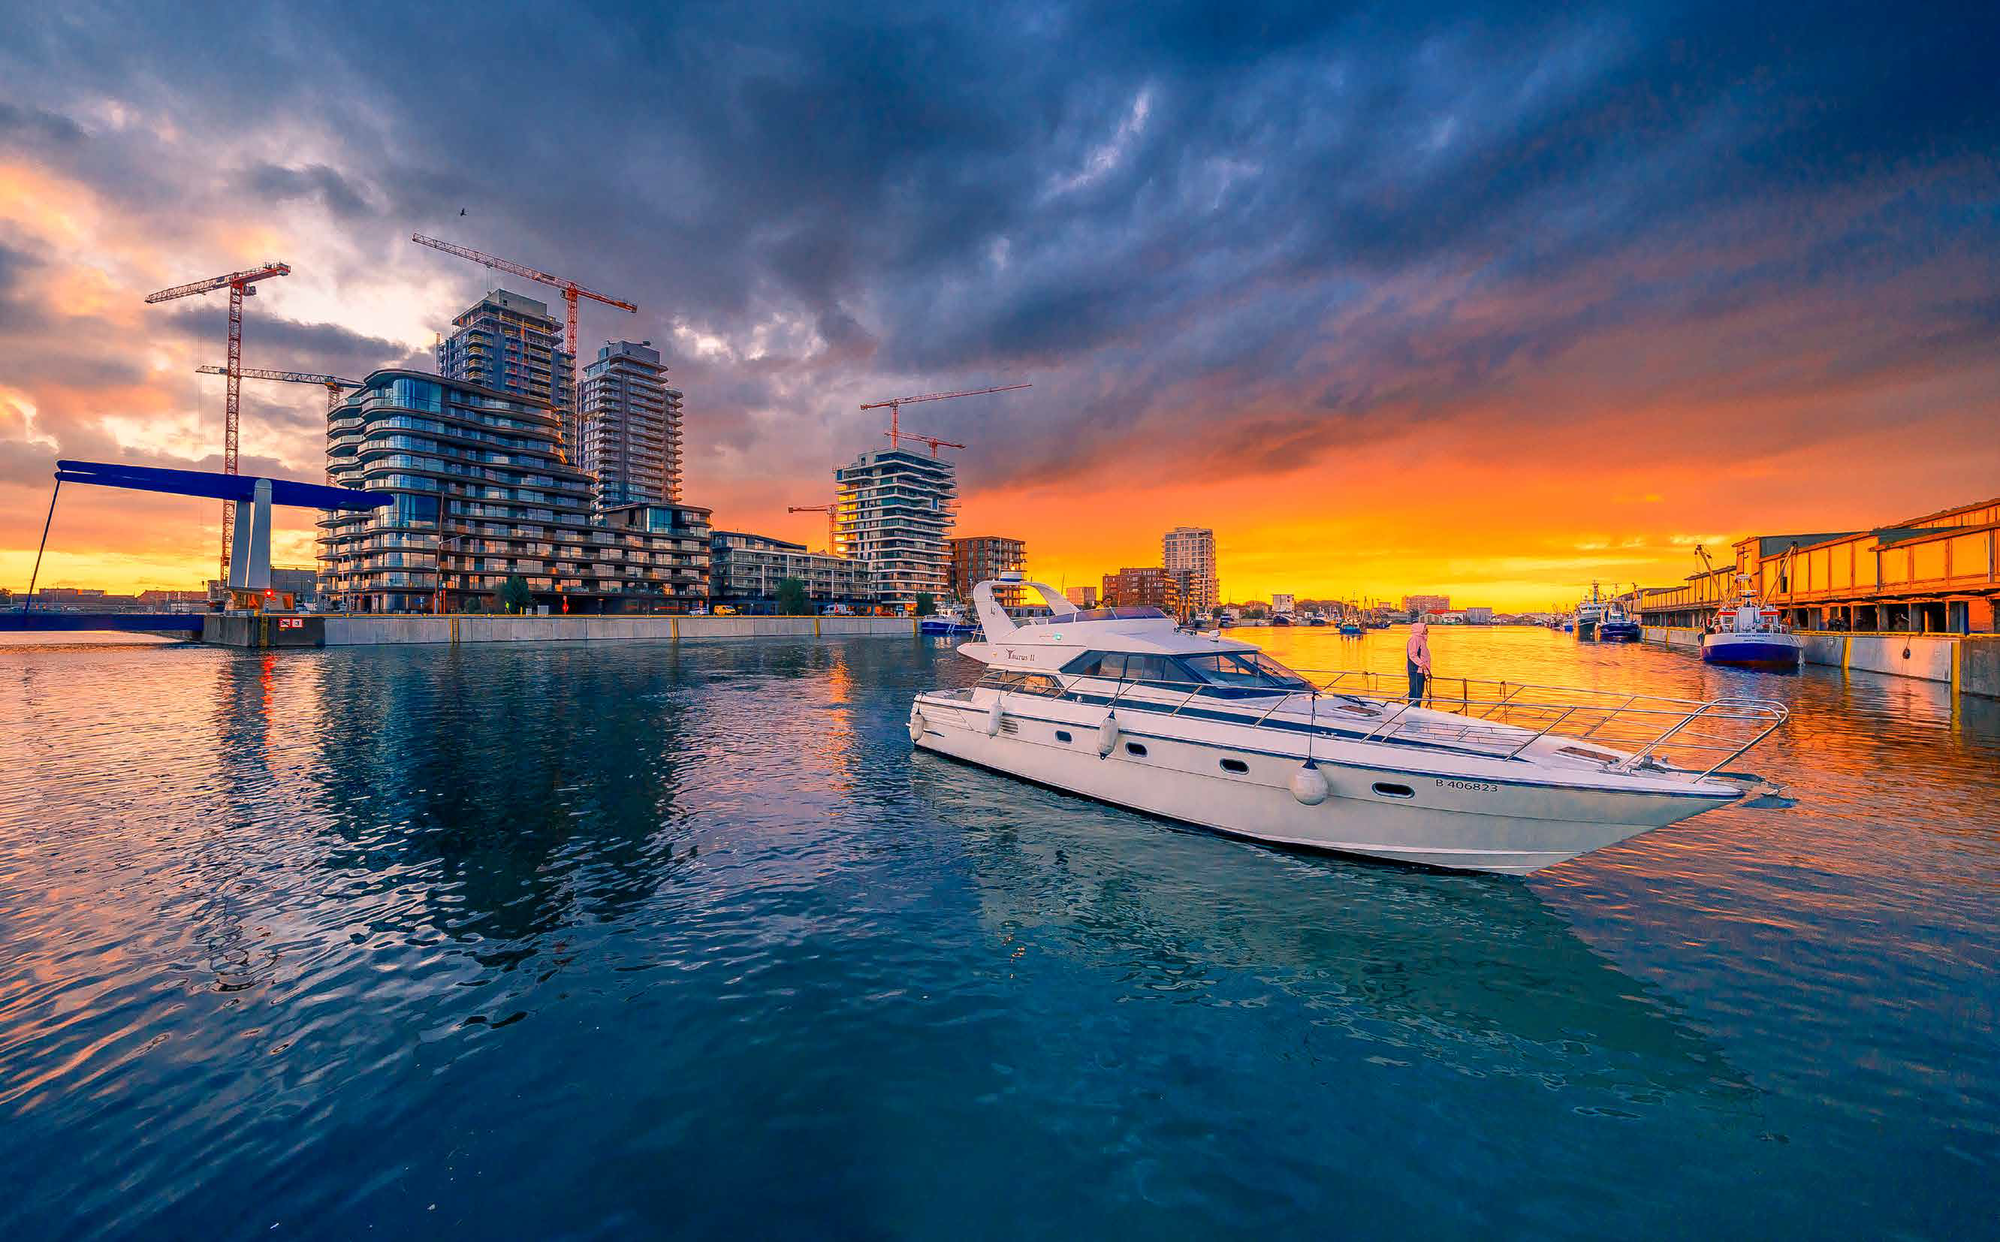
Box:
[1055, 730, 1073, 743]
[1125, 742, 1148, 757]
[1220, 758, 1249, 774]
[1371, 782, 1415, 799]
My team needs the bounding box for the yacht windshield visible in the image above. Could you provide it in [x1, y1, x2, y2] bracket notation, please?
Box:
[1017, 606, 1169, 626]
[1179, 652, 1313, 691]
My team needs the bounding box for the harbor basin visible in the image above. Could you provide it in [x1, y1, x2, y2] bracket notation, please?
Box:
[0, 627, 1995, 1239]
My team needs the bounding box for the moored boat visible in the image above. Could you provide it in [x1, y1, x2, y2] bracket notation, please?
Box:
[1573, 582, 1607, 640]
[1701, 576, 1803, 671]
[1598, 601, 1642, 643]
[920, 603, 979, 637]
[909, 578, 1788, 875]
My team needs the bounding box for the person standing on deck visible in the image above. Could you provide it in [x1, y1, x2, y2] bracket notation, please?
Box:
[1406, 619, 1432, 703]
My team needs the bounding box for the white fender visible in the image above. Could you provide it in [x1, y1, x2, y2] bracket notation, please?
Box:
[909, 707, 926, 743]
[1290, 760, 1330, 806]
[1096, 711, 1119, 757]
[984, 701, 1004, 737]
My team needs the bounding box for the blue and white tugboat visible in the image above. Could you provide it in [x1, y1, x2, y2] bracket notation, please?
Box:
[1701, 576, 1803, 671]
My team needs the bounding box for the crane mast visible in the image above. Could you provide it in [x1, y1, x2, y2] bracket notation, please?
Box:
[146, 262, 291, 583]
[787, 504, 839, 555]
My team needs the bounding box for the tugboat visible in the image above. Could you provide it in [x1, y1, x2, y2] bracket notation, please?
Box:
[1701, 575, 1803, 671]
[1597, 600, 1642, 643]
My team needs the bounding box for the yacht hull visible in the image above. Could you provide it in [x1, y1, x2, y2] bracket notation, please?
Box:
[912, 694, 1738, 875]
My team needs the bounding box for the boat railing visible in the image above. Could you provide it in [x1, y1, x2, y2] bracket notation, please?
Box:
[974, 666, 1787, 778]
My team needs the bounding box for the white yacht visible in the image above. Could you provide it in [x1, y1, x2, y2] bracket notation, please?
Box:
[910, 578, 1788, 875]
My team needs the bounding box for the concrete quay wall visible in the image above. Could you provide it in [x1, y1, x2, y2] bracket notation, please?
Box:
[320, 614, 919, 646]
[1642, 626, 2000, 699]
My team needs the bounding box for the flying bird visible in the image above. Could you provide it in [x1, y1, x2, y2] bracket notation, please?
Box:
[459, 207, 467, 216]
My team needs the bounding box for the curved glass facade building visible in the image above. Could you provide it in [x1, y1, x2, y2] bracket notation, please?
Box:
[317, 370, 710, 614]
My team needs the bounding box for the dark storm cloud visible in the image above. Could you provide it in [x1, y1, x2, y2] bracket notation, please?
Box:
[153, 308, 410, 382]
[239, 162, 375, 220]
[0, 0, 1995, 490]
[0, 240, 35, 331]
[0, 101, 85, 149]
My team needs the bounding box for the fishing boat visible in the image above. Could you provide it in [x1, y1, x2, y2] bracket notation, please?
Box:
[1573, 582, 1608, 640]
[1702, 576, 1803, 671]
[1338, 619, 1364, 636]
[908, 577, 1787, 875]
[920, 603, 979, 637]
[1597, 601, 1642, 643]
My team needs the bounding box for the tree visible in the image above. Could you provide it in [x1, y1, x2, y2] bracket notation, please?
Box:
[775, 576, 810, 616]
[499, 574, 533, 614]
[914, 592, 937, 617]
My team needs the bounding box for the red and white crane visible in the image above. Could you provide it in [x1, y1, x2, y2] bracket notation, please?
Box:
[145, 261, 292, 581]
[787, 503, 839, 555]
[410, 232, 636, 454]
[195, 364, 360, 413]
[197, 366, 362, 485]
[859, 383, 1031, 455]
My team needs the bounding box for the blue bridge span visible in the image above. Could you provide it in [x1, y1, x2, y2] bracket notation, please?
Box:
[0, 612, 205, 635]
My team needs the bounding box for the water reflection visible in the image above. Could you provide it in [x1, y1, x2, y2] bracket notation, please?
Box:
[0, 632, 1995, 1239]
[303, 644, 701, 949]
[919, 755, 1757, 1116]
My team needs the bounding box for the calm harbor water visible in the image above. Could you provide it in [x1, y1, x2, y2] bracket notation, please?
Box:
[1, 628, 1995, 1239]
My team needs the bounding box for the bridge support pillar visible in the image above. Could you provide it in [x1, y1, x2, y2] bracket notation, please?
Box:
[228, 478, 273, 591]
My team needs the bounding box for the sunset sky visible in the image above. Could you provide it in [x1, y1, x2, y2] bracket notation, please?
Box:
[2, 3, 1994, 608]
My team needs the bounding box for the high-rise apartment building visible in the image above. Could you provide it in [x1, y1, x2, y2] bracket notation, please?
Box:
[1402, 594, 1451, 615]
[948, 535, 1025, 604]
[834, 448, 956, 613]
[1163, 526, 1219, 612]
[436, 288, 575, 448]
[579, 340, 683, 508]
[1064, 585, 1098, 608]
[318, 370, 710, 614]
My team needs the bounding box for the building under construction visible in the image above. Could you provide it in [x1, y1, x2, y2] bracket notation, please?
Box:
[1637, 496, 2000, 633]
[436, 289, 575, 436]
[835, 448, 956, 614]
[318, 370, 709, 614]
[579, 340, 682, 508]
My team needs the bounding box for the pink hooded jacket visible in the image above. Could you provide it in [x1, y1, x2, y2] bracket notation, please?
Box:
[1406, 621, 1432, 673]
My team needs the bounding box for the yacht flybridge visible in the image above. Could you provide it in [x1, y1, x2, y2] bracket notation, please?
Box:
[910, 578, 1789, 875]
